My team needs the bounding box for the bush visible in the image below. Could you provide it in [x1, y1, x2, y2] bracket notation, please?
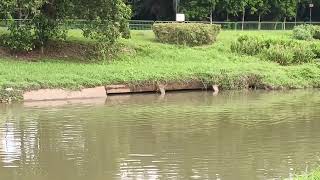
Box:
[310, 43, 320, 58]
[153, 23, 221, 46]
[232, 35, 316, 65]
[262, 44, 315, 65]
[291, 45, 316, 64]
[231, 35, 299, 56]
[231, 35, 268, 55]
[0, 24, 35, 52]
[262, 45, 294, 65]
[314, 26, 320, 40]
[293, 24, 316, 40]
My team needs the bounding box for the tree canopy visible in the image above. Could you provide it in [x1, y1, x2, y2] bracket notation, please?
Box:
[130, 0, 320, 22]
[0, 0, 131, 52]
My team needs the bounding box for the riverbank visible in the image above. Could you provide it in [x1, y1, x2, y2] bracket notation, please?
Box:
[0, 30, 320, 102]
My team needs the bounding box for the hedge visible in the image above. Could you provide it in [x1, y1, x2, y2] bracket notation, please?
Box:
[153, 23, 221, 46]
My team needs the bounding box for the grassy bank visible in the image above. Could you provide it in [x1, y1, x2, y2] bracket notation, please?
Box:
[0, 30, 320, 96]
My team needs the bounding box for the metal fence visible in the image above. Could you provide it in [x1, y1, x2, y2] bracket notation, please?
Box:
[1, 19, 320, 31]
[129, 20, 320, 30]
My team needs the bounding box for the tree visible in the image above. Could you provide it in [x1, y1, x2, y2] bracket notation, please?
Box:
[250, 0, 271, 30]
[216, 0, 240, 21]
[132, 0, 174, 20]
[180, 0, 217, 22]
[272, 0, 297, 29]
[0, 0, 131, 54]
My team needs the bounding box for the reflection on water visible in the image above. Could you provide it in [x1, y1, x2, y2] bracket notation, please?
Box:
[0, 90, 320, 180]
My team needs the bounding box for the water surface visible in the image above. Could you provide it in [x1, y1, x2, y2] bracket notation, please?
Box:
[0, 90, 320, 180]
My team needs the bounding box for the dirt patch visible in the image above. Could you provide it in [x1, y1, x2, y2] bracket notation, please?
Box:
[0, 41, 137, 61]
[0, 41, 96, 61]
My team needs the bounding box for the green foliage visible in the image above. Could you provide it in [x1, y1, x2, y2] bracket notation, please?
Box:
[293, 25, 316, 41]
[0, 0, 65, 51]
[72, 0, 131, 59]
[231, 35, 316, 65]
[74, 0, 131, 44]
[1, 23, 35, 52]
[272, 0, 297, 21]
[231, 35, 268, 55]
[292, 24, 320, 41]
[0, 0, 131, 54]
[252, 0, 271, 17]
[153, 23, 221, 46]
[291, 45, 316, 64]
[180, 0, 217, 20]
[131, 0, 174, 20]
[262, 44, 315, 65]
[231, 35, 295, 55]
[314, 27, 320, 40]
[177, 0, 305, 22]
[310, 43, 320, 58]
[261, 44, 294, 65]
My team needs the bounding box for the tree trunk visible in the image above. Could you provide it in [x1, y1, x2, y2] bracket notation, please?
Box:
[242, 7, 245, 31]
[258, 14, 261, 30]
[18, 0, 22, 25]
[210, 8, 213, 24]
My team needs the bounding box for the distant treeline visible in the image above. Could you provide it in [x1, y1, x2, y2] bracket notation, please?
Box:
[130, 0, 320, 22]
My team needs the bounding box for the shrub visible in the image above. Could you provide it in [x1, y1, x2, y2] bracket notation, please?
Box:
[292, 45, 316, 64]
[264, 38, 299, 47]
[262, 44, 315, 65]
[0, 24, 35, 52]
[293, 24, 316, 40]
[262, 45, 294, 65]
[292, 24, 320, 40]
[232, 35, 316, 65]
[153, 23, 221, 46]
[231, 35, 299, 56]
[310, 43, 320, 58]
[314, 26, 320, 40]
[231, 35, 268, 55]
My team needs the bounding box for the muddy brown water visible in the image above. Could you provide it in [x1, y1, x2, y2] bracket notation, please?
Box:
[0, 90, 320, 180]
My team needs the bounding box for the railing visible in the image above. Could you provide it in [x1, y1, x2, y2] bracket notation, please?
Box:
[129, 20, 320, 30]
[1, 19, 320, 31]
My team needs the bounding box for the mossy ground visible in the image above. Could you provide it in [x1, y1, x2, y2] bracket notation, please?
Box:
[0, 30, 319, 101]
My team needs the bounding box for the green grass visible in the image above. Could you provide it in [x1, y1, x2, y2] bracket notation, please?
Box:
[295, 168, 320, 180]
[0, 30, 319, 91]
